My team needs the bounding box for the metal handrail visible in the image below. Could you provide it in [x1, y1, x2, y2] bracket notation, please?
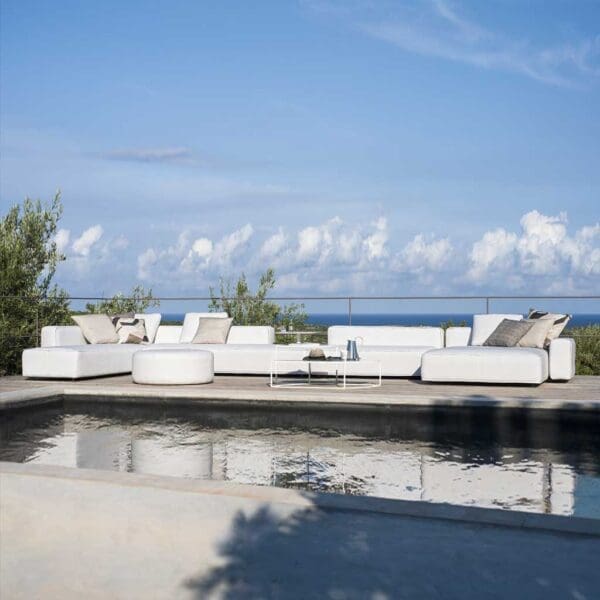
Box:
[1, 294, 598, 327]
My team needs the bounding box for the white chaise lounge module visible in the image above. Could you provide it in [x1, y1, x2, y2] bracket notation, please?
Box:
[421, 346, 549, 385]
[325, 326, 445, 377]
[421, 317, 576, 384]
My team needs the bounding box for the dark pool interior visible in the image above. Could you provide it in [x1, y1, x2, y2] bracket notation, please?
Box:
[1, 401, 599, 517]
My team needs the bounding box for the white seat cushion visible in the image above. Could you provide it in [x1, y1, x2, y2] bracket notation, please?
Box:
[133, 349, 213, 385]
[421, 346, 548, 384]
[23, 344, 140, 379]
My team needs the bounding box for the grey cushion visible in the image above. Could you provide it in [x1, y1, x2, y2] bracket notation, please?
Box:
[483, 319, 535, 347]
[72, 314, 119, 344]
[192, 317, 233, 344]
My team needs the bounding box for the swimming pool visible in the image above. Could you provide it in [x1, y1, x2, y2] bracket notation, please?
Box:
[1, 401, 599, 518]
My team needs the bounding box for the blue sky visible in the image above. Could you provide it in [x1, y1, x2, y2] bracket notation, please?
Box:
[1, 0, 599, 311]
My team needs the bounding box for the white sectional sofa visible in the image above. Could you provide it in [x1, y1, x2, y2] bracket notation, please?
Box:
[22, 314, 575, 384]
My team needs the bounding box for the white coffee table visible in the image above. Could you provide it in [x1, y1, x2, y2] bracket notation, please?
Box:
[270, 358, 382, 389]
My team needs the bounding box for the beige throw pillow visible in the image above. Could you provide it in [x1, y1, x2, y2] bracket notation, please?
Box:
[192, 317, 233, 344]
[517, 318, 555, 348]
[180, 312, 229, 343]
[72, 314, 119, 344]
[527, 310, 571, 342]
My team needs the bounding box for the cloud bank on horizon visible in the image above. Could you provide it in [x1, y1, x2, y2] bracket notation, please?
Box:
[54, 209, 600, 296]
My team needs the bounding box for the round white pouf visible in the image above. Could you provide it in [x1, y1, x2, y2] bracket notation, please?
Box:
[132, 348, 214, 385]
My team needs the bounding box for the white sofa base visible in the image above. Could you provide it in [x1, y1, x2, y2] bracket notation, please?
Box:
[421, 346, 549, 385]
[318, 345, 436, 377]
[22, 344, 140, 380]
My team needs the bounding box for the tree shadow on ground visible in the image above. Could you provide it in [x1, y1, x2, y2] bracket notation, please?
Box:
[183, 497, 600, 599]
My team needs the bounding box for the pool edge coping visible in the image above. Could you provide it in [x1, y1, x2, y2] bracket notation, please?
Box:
[2, 461, 598, 538]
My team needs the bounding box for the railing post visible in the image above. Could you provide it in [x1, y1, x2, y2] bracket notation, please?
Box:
[348, 297, 352, 325]
[35, 305, 40, 347]
[486, 297, 490, 314]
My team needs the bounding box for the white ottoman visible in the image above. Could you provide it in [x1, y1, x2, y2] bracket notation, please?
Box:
[132, 349, 214, 385]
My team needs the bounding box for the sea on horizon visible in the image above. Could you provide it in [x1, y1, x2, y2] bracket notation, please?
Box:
[162, 313, 600, 327]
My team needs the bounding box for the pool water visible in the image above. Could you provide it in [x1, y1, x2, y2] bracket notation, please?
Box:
[1, 402, 599, 518]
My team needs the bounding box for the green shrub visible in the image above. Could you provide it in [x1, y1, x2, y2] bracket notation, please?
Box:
[565, 325, 600, 376]
[209, 268, 307, 330]
[0, 194, 70, 376]
[85, 285, 159, 315]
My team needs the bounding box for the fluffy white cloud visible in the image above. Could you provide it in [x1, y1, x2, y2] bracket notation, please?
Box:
[191, 238, 213, 258]
[137, 248, 158, 280]
[72, 225, 103, 256]
[468, 228, 518, 281]
[54, 228, 70, 254]
[260, 228, 288, 259]
[293, 217, 388, 267]
[138, 224, 254, 280]
[364, 217, 388, 261]
[212, 224, 254, 266]
[468, 210, 600, 288]
[397, 234, 452, 273]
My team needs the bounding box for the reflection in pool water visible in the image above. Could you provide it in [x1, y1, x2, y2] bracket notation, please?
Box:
[1, 402, 599, 518]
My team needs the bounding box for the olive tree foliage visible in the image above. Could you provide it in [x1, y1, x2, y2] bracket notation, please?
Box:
[0, 193, 71, 375]
[209, 268, 307, 330]
[85, 285, 159, 315]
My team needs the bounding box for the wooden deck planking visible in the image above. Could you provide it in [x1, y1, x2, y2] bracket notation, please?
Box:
[1, 374, 599, 412]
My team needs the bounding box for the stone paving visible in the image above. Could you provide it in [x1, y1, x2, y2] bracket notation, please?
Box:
[2, 463, 599, 600]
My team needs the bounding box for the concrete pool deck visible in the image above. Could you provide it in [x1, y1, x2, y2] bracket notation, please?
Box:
[2, 462, 600, 599]
[1, 374, 600, 412]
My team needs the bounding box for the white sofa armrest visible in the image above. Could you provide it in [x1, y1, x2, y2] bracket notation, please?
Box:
[445, 327, 471, 347]
[41, 326, 86, 347]
[549, 338, 576, 381]
[154, 325, 183, 344]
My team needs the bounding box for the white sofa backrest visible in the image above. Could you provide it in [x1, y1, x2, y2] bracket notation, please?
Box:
[136, 313, 162, 343]
[155, 324, 274, 344]
[41, 326, 87, 347]
[445, 327, 471, 347]
[328, 326, 444, 347]
[154, 325, 183, 344]
[470, 314, 523, 346]
[227, 326, 275, 345]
